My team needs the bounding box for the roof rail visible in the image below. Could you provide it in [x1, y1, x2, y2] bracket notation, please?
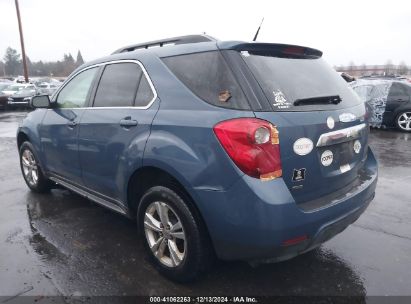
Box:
[112, 34, 217, 54]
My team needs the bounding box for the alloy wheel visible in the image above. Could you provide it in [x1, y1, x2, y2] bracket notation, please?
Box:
[144, 201, 186, 267]
[397, 112, 411, 131]
[21, 149, 39, 186]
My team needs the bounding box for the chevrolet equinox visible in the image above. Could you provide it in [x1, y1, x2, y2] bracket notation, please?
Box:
[18, 35, 378, 282]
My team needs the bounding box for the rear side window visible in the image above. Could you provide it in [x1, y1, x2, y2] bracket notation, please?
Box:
[242, 53, 362, 111]
[389, 83, 408, 98]
[135, 75, 154, 107]
[94, 63, 142, 107]
[162, 51, 250, 110]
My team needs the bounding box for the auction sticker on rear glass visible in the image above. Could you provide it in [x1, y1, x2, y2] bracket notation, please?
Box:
[272, 90, 291, 109]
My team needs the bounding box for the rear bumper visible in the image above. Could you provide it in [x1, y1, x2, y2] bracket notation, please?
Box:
[193, 148, 378, 261]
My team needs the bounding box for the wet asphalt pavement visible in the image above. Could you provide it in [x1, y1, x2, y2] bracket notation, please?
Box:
[0, 111, 410, 300]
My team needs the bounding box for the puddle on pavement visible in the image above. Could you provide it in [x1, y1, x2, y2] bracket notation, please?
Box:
[24, 189, 367, 297]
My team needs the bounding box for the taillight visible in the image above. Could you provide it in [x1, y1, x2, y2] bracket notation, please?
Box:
[213, 118, 282, 181]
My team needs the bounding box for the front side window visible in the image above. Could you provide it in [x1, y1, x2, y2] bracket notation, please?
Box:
[57, 67, 98, 108]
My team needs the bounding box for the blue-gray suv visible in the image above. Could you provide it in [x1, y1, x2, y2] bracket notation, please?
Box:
[17, 35, 378, 281]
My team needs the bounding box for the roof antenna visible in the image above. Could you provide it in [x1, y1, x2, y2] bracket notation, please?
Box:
[253, 17, 264, 41]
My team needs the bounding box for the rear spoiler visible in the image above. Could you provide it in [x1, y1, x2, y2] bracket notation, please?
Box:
[218, 41, 323, 59]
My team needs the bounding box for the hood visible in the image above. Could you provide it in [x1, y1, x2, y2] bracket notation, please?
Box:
[10, 90, 36, 98]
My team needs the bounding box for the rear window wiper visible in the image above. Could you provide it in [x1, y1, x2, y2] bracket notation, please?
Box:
[294, 95, 342, 106]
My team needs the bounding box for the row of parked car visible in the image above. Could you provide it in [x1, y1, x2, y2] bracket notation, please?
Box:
[2, 72, 411, 133]
[349, 76, 411, 132]
[0, 78, 62, 110]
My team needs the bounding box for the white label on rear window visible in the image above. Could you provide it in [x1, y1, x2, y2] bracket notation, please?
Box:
[340, 163, 351, 173]
[272, 90, 291, 109]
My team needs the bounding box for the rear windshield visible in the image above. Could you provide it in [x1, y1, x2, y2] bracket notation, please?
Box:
[241, 52, 362, 111]
[352, 85, 374, 101]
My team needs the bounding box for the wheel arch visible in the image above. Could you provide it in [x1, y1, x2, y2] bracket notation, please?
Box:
[126, 165, 214, 253]
[17, 131, 30, 148]
[127, 165, 196, 215]
[17, 129, 47, 172]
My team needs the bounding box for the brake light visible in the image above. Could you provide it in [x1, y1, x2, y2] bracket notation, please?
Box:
[213, 118, 282, 181]
[283, 46, 305, 56]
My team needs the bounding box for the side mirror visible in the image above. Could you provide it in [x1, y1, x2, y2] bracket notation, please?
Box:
[31, 95, 51, 108]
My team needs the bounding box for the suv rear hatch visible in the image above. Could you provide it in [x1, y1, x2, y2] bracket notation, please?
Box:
[235, 44, 369, 205]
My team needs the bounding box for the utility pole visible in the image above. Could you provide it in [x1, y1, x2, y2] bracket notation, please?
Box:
[15, 0, 29, 83]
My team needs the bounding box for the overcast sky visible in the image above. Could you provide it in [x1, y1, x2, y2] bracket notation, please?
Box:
[1, 0, 410, 66]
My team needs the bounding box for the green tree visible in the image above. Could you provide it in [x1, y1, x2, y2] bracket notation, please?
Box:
[360, 63, 367, 76]
[62, 53, 76, 76]
[0, 61, 5, 77]
[76, 50, 84, 66]
[384, 60, 394, 75]
[398, 61, 408, 75]
[3, 47, 21, 76]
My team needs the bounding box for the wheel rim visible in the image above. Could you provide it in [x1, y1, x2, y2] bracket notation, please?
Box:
[397, 112, 411, 131]
[21, 149, 39, 186]
[144, 201, 186, 267]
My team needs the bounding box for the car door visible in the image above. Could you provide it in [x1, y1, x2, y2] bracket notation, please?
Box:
[39, 67, 99, 183]
[78, 61, 159, 204]
[384, 82, 411, 125]
[386, 82, 410, 111]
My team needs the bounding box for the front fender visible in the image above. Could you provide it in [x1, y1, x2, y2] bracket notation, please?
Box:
[17, 109, 47, 169]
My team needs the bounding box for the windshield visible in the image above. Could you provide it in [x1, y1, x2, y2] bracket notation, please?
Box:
[5, 85, 24, 92]
[0, 84, 10, 91]
[241, 53, 362, 111]
[353, 85, 374, 101]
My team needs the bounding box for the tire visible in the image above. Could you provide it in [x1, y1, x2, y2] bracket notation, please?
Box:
[19, 141, 52, 193]
[395, 111, 411, 132]
[137, 185, 213, 282]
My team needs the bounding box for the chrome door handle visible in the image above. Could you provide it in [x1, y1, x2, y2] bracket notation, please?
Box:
[120, 119, 138, 127]
[67, 120, 77, 128]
